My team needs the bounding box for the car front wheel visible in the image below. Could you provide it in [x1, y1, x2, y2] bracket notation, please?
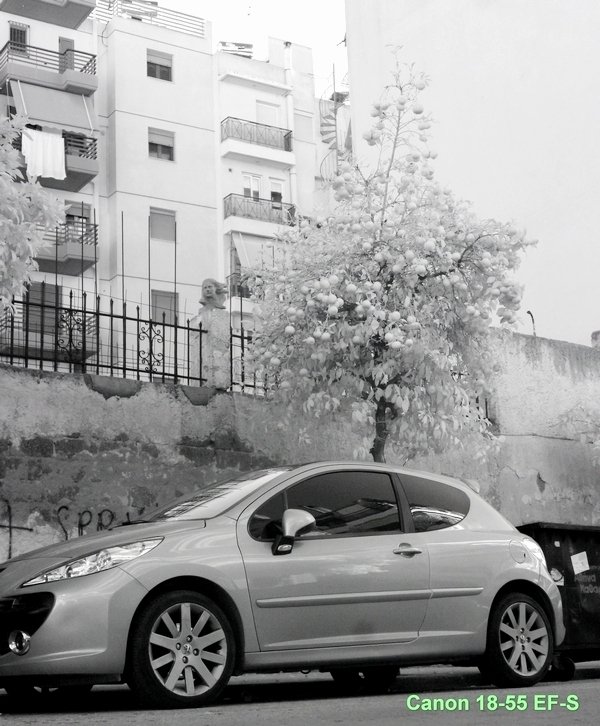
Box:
[482, 592, 553, 686]
[127, 590, 235, 708]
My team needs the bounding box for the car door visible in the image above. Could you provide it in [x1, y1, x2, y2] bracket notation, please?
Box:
[396, 473, 497, 642]
[237, 468, 431, 652]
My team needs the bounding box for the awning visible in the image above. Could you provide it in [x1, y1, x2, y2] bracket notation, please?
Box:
[9, 80, 95, 134]
[233, 232, 271, 269]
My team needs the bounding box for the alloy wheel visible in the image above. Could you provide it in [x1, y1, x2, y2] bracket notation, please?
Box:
[498, 600, 549, 677]
[148, 601, 228, 697]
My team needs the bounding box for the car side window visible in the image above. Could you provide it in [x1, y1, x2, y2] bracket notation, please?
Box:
[399, 475, 470, 532]
[248, 471, 403, 540]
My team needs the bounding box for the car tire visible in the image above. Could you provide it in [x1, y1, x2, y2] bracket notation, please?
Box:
[127, 590, 235, 709]
[329, 665, 399, 691]
[483, 592, 553, 687]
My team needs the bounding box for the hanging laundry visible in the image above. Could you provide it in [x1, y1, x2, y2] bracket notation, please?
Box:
[21, 128, 66, 180]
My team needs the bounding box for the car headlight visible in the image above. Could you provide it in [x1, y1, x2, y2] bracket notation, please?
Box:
[21, 539, 162, 587]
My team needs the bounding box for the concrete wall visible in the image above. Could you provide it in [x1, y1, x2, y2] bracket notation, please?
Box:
[2, 331, 600, 559]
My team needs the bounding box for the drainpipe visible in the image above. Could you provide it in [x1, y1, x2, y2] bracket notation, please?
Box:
[283, 41, 297, 211]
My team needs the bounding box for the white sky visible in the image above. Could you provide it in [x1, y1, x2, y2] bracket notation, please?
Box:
[160, 0, 347, 94]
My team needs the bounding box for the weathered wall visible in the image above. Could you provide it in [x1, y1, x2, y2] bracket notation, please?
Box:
[2, 331, 600, 559]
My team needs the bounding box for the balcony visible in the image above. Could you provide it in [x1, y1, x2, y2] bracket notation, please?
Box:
[0, 41, 97, 95]
[224, 194, 295, 229]
[14, 132, 98, 191]
[221, 117, 294, 167]
[0, 0, 95, 29]
[36, 221, 98, 276]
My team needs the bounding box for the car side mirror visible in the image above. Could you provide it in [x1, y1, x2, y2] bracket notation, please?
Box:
[271, 508, 316, 556]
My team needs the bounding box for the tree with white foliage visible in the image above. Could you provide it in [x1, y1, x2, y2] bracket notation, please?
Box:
[0, 117, 64, 310]
[250, 63, 533, 463]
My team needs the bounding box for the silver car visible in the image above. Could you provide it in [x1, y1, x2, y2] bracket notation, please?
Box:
[0, 462, 564, 708]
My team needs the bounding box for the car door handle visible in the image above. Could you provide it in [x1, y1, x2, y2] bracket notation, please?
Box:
[393, 543, 423, 557]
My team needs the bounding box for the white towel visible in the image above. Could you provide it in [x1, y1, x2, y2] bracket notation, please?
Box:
[21, 129, 67, 180]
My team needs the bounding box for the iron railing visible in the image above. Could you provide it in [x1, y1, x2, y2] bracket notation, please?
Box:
[93, 0, 206, 38]
[40, 221, 98, 248]
[230, 326, 267, 394]
[221, 117, 292, 152]
[0, 287, 207, 385]
[14, 132, 98, 160]
[0, 41, 97, 75]
[223, 194, 295, 226]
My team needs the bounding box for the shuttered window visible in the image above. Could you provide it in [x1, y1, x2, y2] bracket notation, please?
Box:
[26, 282, 60, 333]
[9, 22, 28, 54]
[148, 128, 174, 161]
[147, 49, 172, 81]
[150, 208, 176, 241]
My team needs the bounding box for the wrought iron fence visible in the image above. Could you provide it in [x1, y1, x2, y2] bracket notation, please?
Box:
[224, 194, 296, 226]
[230, 326, 269, 394]
[0, 287, 207, 385]
[221, 117, 293, 151]
[0, 41, 97, 75]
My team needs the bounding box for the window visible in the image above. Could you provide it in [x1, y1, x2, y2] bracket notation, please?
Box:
[26, 282, 60, 334]
[148, 128, 174, 161]
[147, 49, 172, 81]
[9, 22, 28, 54]
[242, 173, 260, 200]
[399, 475, 471, 533]
[270, 179, 283, 209]
[150, 208, 176, 241]
[151, 289, 178, 325]
[248, 471, 402, 540]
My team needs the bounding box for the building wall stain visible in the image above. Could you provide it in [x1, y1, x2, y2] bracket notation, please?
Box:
[2, 329, 600, 558]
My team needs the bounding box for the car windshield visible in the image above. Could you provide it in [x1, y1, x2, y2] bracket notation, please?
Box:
[148, 468, 293, 521]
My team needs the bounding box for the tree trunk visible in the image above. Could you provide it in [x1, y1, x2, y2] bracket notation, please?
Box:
[369, 399, 389, 462]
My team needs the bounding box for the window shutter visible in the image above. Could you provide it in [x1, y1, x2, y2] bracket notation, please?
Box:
[148, 128, 174, 146]
[150, 208, 176, 241]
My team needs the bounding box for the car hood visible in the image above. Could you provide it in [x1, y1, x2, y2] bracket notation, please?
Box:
[4, 519, 207, 564]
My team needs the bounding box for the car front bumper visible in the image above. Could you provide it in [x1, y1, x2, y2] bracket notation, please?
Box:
[0, 559, 148, 682]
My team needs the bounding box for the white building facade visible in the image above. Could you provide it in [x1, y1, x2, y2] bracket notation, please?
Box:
[0, 0, 330, 381]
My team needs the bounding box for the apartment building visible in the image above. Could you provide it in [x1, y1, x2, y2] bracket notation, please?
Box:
[0, 0, 332, 380]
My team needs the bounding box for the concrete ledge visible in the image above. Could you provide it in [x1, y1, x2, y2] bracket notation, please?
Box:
[83, 375, 142, 399]
[179, 385, 217, 406]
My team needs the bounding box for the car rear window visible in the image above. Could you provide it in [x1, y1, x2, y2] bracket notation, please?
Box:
[399, 474, 470, 532]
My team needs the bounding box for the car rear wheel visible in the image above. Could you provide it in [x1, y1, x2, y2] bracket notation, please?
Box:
[483, 593, 553, 686]
[127, 590, 235, 709]
[329, 665, 399, 691]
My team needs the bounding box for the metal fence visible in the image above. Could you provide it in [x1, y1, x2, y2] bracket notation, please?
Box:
[14, 132, 98, 160]
[93, 0, 206, 38]
[230, 326, 269, 394]
[0, 41, 97, 75]
[221, 117, 293, 151]
[0, 288, 207, 386]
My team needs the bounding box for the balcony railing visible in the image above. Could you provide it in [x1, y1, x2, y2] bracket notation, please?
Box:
[224, 194, 295, 226]
[93, 0, 206, 38]
[41, 221, 99, 248]
[221, 117, 293, 152]
[64, 134, 98, 159]
[14, 132, 98, 160]
[0, 41, 97, 75]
